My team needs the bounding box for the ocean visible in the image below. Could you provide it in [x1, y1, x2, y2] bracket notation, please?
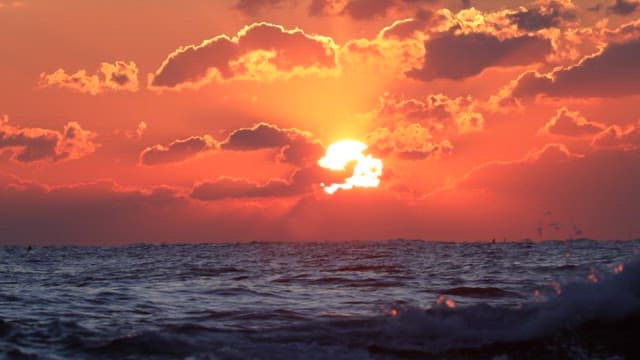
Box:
[1, 240, 639, 359]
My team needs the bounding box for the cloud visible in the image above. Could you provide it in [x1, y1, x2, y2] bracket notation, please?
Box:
[277, 138, 325, 166]
[367, 123, 453, 159]
[191, 165, 345, 201]
[407, 32, 552, 81]
[343, 4, 586, 80]
[342, 0, 396, 20]
[449, 143, 640, 239]
[0, 116, 97, 163]
[507, 0, 576, 31]
[379, 9, 439, 39]
[460, 144, 584, 195]
[39, 61, 139, 95]
[233, 0, 290, 16]
[140, 123, 323, 166]
[220, 122, 323, 166]
[220, 122, 296, 150]
[139, 135, 217, 166]
[309, 0, 443, 20]
[540, 107, 606, 137]
[361, 93, 488, 160]
[373, 93, 485, 134]
[150, 22, 338, 89]
[607, 0, 640, 15]
[0, 178, 292, 245]
[511, 38, 640, 97]
[591, 123, 640, 150]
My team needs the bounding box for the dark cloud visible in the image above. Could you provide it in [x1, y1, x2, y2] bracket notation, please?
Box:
[511, 39, 640, 97]
[0, 117, 97, 163]
[407, 32, 552, 81]
[0, 178, 289, 245]
[150, 23, 337, 88]
[456, 144, 640, 239]
[220, 123, 293, 150]
[309, 0, 440, 20]
[343, 0, 395, 20]
[277, 138, 325, 166]
[220, 122, 323, 166]
[540, 107, 606, 137]
[140, 123, 323, 166]
[507, 1, 576, 31]
[607, 0, 640, 15]
[139, 135, 217, 165]
[191, 165, 345, 201]
[234, 0, 288, 16]
[591, 124, 640, 149]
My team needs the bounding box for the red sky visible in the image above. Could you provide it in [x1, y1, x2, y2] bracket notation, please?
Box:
[1, 0, 640, 244]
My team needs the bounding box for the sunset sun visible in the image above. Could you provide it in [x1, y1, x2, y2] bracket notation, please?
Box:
[318, 139, 383, 194]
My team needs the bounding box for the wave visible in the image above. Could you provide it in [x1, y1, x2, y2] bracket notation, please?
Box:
[255, 259, 640, 358]
[6, 261, 639, 359]
[439, 286, 516, 298]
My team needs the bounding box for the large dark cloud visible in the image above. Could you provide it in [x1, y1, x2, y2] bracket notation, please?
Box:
[457, 144, 640, 239]
[150, 23, 337, 88]
[0, 178, 288, 245]
[140, 123, 323, 166]
[507, 1, 576, 31]
[139, 135, 217, 165]
[0, 117, 97, 163]
[407, 32, 552, 81]
[512, 39, 640, 97]
[309, 0, 445, 20]
[191, 166, 345, 201]
[234, 0, 289, 16]
[607, 0, 640, 15]
[342, 0, 396, 20]
[220, 123, 323, 166]
[220, 123, 293, 150]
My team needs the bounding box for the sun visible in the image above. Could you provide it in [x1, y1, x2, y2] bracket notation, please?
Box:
[318, 139, 383, 194]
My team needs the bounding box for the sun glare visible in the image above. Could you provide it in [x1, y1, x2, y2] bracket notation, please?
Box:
[318, 140, 383, 194]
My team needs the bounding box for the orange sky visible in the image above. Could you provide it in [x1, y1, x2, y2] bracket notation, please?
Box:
[1, 0, 639, 244]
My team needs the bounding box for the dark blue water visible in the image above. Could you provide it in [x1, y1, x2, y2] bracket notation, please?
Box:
[1, 240, 639, 359]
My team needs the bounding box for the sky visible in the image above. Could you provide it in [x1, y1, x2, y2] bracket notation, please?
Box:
[1, 0, 639, 244]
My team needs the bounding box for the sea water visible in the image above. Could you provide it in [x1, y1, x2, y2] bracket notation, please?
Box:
[1, 240, 639, 359]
